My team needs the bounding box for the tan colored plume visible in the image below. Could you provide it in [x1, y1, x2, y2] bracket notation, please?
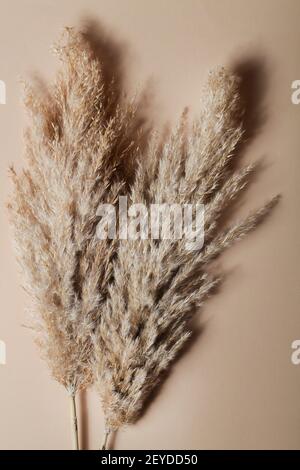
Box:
[7, 28, 145, 449]
[93, 68, 280, 444]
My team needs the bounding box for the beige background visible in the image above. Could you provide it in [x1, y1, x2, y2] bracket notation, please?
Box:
[0, 0, 300, 450]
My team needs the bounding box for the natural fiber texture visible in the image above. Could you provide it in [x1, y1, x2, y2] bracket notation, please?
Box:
[7, 29, 143, 395]
[94, 68, 279, 431]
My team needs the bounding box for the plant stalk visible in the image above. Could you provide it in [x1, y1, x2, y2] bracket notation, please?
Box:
[101, 430, 110, 450]
[69, 394, 79, 450]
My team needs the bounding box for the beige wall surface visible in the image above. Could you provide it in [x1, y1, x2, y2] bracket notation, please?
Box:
[0, 0, 300, 450]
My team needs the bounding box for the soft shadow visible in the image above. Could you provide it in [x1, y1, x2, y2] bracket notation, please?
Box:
[108, 430, 117, 451]
[233, 56, 269, 156]
[80, 18, 153, 186]
[79, 389, 89, 450]
[81, 18, 128, 117]
[211, 56, 271, 231]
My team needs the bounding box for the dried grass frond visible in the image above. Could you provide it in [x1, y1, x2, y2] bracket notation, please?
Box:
[8, 28, 144, 396]
[94, 68, 280, 432]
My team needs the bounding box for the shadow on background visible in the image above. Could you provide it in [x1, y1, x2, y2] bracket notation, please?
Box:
[79, 389, 89, 450]
[81, 18, 153, 187]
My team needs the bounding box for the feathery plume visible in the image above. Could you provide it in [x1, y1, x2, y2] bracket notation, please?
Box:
[93, 68, 279, 446]
[7, 28, 144, 449]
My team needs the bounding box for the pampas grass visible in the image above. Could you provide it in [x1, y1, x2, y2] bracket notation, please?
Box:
[93, 68, 279, 446]
[7, 28, 144, 449]
[7, 24, 279, 450]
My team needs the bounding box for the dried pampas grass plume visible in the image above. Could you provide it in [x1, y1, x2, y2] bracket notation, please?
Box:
[93, 68, 280, 446]
[7, 28, 144, 449]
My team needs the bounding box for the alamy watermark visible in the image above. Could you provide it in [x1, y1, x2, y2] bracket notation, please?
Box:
[291, 340, 300, 365]
[96, 196, 205, 251]
[291, 80, 300, 105]
[0, 340, 6, 365]
[0, 80, 6, 104]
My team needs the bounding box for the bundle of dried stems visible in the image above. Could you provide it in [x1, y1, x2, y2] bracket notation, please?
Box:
[7, 29, 144, 449]
[93, 68, 279, 448]
[8, 26, 279, 451]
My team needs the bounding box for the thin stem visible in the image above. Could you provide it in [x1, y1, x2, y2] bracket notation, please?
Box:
[101, 430, 110, 450]
[69, 394, 79, 450]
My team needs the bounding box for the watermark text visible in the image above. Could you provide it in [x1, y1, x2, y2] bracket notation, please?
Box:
[96, 196, 204, 251]
[0, 80, 6, 104]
